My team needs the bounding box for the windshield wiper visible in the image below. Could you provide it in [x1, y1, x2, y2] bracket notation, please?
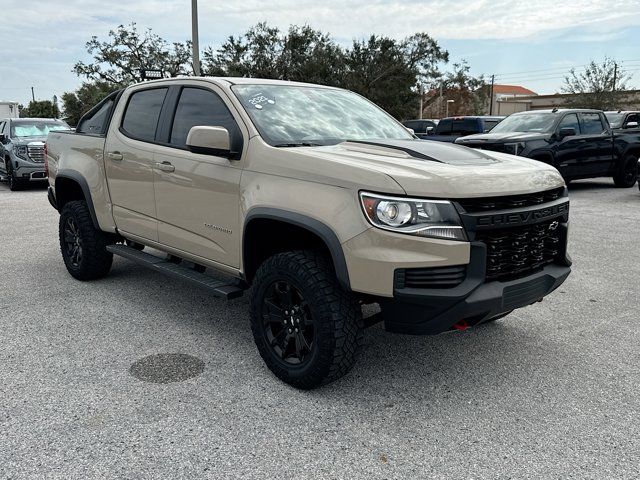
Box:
[273, 142, 323, 148]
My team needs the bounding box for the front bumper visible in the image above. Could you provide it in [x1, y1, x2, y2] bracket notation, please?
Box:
[15, 162, 47, 181]
[380, 243, 571, 335]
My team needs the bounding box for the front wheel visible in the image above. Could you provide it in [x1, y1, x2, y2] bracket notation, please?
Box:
[613, 154, 638, 188]
[59, 200, 114, 280]
[249, 251, 363, 389]
[7, 164, 24, 191]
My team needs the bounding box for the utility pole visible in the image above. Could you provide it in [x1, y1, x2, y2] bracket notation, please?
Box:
[191, 0, 201, 76]
[489, 75, 495, 115]
[31, 87, 35, 102]
[612, 62, 618, 92]
[439, 81, 443, 118]
[419, 83, 424, 119]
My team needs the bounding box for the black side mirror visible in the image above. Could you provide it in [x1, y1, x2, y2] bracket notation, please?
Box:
[558, 127, 576, 139]
[0, 134, 6, 144]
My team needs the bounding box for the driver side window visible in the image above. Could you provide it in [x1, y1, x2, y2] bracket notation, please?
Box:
[558, 114, 580, 135]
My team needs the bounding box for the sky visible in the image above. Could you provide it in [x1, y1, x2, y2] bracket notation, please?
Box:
[1, 0, 640, 106]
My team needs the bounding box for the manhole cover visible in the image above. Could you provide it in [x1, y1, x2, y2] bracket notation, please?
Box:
[129, 353, 205, 383]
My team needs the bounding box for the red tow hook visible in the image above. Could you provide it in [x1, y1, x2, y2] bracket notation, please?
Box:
[453, 320, 469, 331]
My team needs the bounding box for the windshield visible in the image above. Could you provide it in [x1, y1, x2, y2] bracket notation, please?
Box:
[11, 121, 70, 138]
[604, 113, 624, 128]
[232, 84, 413, 146]
[490, 112, 557, 133]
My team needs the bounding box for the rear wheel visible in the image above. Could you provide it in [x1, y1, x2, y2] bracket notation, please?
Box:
[613, 154, 638, 188]
[250, 250, 363, 389]
[59, 200, 114, 280]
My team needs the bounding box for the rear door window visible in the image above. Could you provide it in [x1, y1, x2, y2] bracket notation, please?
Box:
[435, 119, 452, 135]
[578, 113, 605, 135]
[77, 97, 115, 135]
[121, 88, 168, 142]
[451, 118, 478, 136]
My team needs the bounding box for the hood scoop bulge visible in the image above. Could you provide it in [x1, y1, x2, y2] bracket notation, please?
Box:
[340, 139, 500, 166]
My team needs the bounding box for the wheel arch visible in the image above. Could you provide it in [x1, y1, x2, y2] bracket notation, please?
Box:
[243, 208, 351, 291]
[55, 170, 100, 229]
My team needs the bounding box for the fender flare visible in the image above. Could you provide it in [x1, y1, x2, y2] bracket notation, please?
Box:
[243, 208, 351, 291]
[55, 169, 100, 230]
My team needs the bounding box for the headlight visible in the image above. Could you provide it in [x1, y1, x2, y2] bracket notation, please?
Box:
[360, 192, 467, 241]
[503, 142, 526, 155]
[13, 145, 28, 160]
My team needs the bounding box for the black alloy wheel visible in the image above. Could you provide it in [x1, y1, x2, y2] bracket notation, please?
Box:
[261, 280, 315, 366]
[63, 217, 83, 268]
[613, 154, 639, 188]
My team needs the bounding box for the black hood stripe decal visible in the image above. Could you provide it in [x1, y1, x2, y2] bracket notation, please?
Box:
[347, 140, 444, 163]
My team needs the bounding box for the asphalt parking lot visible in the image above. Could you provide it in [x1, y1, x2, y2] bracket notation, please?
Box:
[1, 179, 638, 479]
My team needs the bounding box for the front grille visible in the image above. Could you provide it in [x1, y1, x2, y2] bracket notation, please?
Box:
[395, 265, 466, 289]
[457, 187, 564, 212]
[27, 145, 45, 163]
[477, 220, 562, 281]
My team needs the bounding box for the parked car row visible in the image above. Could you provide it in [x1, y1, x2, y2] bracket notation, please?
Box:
[455, 109, 639, 187]
[403, 116, 504, 141]
[0, 117, 71, 190]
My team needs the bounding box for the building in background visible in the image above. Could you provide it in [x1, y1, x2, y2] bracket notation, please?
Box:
[0, 101, 20, 119]
[489, 85, 537, 115]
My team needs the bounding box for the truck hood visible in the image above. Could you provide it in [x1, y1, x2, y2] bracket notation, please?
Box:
[299, 139, 564, 198]
[456, 132, 550, 144]
[11, 137, 47, 146]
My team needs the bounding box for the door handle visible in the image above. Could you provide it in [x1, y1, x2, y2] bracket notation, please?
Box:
[155, 161, 175, 173]
[107, 151, 123, 161]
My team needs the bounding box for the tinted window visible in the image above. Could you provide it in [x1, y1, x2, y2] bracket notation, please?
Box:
[403, 120, 435, 133]
[558, 114, 580, 134]
[579, 113, 605, 134]
[483, 120, 500, 132]
[625, 114, 639, 126]
[170, 88, 241, 150]
[121, 88, 168, 142]
[77, 98, 114, 135]
[435, 119, 452, 134]
[451, 119, 478, 136]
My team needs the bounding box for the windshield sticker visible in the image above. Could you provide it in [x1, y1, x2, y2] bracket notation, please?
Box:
[247, 92, 275, 110]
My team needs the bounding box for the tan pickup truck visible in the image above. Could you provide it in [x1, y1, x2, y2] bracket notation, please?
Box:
[46, 77, 571, 388]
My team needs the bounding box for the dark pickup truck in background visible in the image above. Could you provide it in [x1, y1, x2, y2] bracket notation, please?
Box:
[456, 109, 640, 187]
[604, 111, 640, 131]
[401, 119, 439, 139]
[420, 116, 504, 143]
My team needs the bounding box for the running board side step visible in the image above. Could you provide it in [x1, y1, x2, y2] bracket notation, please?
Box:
[107, 244, 245, 300]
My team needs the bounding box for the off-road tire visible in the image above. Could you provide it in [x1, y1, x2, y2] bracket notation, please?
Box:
[613, 154, 638, 188]
[250, 250, 363, 389]
[7, 163, 24, 191]
[59, 200, 114, 280]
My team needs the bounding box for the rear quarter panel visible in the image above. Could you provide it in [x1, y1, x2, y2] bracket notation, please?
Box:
[46, 131, 116, 232]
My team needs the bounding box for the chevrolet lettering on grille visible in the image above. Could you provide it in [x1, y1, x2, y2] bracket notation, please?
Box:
[474, 201, 569, 229]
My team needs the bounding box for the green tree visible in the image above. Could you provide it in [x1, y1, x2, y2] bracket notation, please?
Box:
[203, 23, 448, 119]
[202, 23, 345, 84]
[20, 100, 60, 118]
[561, 57, 631, 109]
[73, 23, 193, 86]
[61, 81, 117, 126]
